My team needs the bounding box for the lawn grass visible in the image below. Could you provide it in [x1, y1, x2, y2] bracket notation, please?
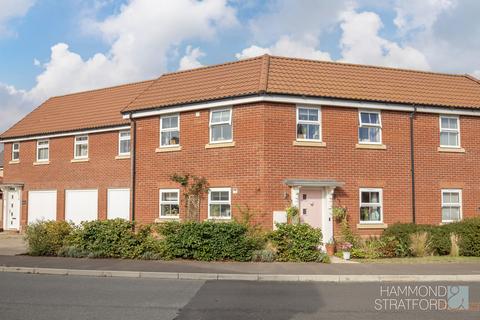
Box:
[358, 256, 480, 264]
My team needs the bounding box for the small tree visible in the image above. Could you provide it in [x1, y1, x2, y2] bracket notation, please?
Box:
[171, 174, 209, 221]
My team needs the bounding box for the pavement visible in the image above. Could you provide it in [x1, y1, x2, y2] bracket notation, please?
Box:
[0, 255, 480, 282]
[0, 272, 478, 320]
[0, 233, 26, 256]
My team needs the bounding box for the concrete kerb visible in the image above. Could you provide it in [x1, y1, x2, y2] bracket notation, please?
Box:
[1, 266, 480, 282]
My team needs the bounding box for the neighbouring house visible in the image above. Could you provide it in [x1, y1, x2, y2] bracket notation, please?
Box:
[1, 55, 480, 243]
[0, 149, 3, 230]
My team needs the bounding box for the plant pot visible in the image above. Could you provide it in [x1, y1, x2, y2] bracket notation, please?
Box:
[343, 251, 351, 260]
[325, 244, 335, 256]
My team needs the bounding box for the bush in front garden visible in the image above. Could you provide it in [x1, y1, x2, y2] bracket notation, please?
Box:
[24, 220, 73, 256]
[268, 223, 322, 262]
[156, 221, 261, 261]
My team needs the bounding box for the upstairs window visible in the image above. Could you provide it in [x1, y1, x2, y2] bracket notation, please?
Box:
[210, 109, 232, 143]
[359, 110, 382, 144]
[160, 114, 180, 147]
[119, 130, 131, 156]
[12, 143, 20, 161]
[440, 116, 460, 148]
[36, 140, 49, 162]
[359, 188, 383, 223]
[442, 189, 462, 223]
[296, 107, 321, 141]
[208, 188, 231, 219]
[159, 189, 180, 219]
[74, 135, 89, 159]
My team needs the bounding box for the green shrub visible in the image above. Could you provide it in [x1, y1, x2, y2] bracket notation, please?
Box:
[251, 249, 276, 262]
[316, 252, 331, 263]
[409, 232, 432, 257]
[65, 219, 138, 258]
[24, 221, 73, 256]
[454, 217, 480, 256]
[156, 221, 260, 261]
[269, 223, 322, 262]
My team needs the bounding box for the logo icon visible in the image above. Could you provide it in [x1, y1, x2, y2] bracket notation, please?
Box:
[447, 286, 469, 310]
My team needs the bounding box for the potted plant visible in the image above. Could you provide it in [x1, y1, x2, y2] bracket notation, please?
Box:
[325, 240, 335, 256]
[341, 242, 353, 260]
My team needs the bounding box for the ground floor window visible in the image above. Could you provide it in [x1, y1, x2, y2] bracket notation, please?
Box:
[208, 188, 231, 219]
[159, 189, 180, 219]
[441, 189, 462, 223]
[359, 188, 383, 223]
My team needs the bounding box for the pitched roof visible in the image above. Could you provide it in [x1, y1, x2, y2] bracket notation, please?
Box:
[124, 55, 480, 112]
[0, 80, 154, 139]
[2, 55, 480, 140]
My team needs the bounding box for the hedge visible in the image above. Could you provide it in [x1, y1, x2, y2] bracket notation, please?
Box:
[269, 223, 322, 262]
[24, 220, 73, 256]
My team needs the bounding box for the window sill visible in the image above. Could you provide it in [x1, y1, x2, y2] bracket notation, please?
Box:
[293, 141, 326, 147]
[437, 147, 465, 153]
[357, 223, 388, 229]
[115, 155, 131, 160]
[33, 161, 50, 166]
[9, 160, 20, 165]
[156, 146, 182, 153]
[155, 217, 180, 223]
[205, 142, 235, 149]
[356, 143, 387, 150]
[71, 158, 89, 163]
[205, 218, 233, 222]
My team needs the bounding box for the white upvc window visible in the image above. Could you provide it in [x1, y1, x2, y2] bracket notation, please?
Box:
[74, 135, 89, 159]
[359, 188, 383, 223]
[12, 143, 20, 161]
[296, 106, 321, 141]
[441, 189, 462, 223]
[159, 189, 180, 219]
[36, 140, 49, 162]
[118, 130, 131, 156]
[208, 188, 231, 219]
[440, 115, 460, 148]
[209, 108, 232, 143]
[358, 110, 382, 144]
[160, 114, 180, 147]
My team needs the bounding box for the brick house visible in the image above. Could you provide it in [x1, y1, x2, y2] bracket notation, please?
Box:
[1, 55, 480, 242]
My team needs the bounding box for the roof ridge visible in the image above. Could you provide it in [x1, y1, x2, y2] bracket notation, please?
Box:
[465, 74, 480, 86]
[269, 55, 467, 78]
[258, 54, 270, 92]
[49, 79, 157, 100]
[161, 55, 264, 77]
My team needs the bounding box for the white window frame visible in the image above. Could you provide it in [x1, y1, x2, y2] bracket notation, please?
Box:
[118, 130, 131, 156]
[160, 114, 180, 148]
[209, 108, 233, 144]
[441, 189, 462, 223]
[208, 187, 232, 220]
[358, 110, 382, 144]
[296, 105, 322, 142]
[159, 189, 180, 219]
[439, 115, 460, 148]
[11, 143, 20, 161]
[359, 188, 383, 224]
[36, 140, 49, 162]
[74, 135, 89, 159]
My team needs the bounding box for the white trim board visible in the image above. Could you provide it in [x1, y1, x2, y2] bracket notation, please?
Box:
[1, 125, 131, 143]
[123, 94, 480, 119]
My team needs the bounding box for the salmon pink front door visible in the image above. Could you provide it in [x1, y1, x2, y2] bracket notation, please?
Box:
[299, 189, 323, 228]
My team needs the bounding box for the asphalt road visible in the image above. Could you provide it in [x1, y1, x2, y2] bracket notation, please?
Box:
[0, 273, 478, 320]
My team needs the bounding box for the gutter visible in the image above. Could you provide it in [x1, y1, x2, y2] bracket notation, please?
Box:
[129, 114, 137, 223]
[410, 105, 417, 224]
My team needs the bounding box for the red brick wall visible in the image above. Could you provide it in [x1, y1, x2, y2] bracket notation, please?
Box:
[2, 130, 131, 227]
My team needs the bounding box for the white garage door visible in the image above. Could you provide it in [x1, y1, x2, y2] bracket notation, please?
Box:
[107, 188, 130, 220]
[28, 190, 57, 224]
[65, 189, 98, 224]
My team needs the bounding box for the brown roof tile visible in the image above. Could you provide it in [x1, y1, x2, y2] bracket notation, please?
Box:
[0, 80, 154, 139]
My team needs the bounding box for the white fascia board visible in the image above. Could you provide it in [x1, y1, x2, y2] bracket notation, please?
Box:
[123, 94, 480, 118]
[1, 125, 130, 143]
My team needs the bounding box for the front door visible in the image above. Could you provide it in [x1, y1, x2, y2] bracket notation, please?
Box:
[299, 189, 323, 228]
[5, 188, 21, 230]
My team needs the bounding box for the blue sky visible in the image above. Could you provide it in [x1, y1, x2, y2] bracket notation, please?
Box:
[1, 0, 480, 145]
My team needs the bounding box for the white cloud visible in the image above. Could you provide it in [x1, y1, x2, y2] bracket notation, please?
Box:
[394, 0, 455, 33]
[178, 46, 205, 70]
[0, 83, 33, 134]
[0, 0, 35, 37]
[236, 35, 330, 61]
[473, 70, 480, 79]
[339, 10, 430, 70]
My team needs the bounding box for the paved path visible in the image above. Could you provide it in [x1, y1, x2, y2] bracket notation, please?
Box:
[0, 255, 479, 275]
[0, 272, 478, 320]
[0, 233, 26, 256]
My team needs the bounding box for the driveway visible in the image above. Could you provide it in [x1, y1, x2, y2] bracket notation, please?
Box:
[0, 233, 27, 255]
